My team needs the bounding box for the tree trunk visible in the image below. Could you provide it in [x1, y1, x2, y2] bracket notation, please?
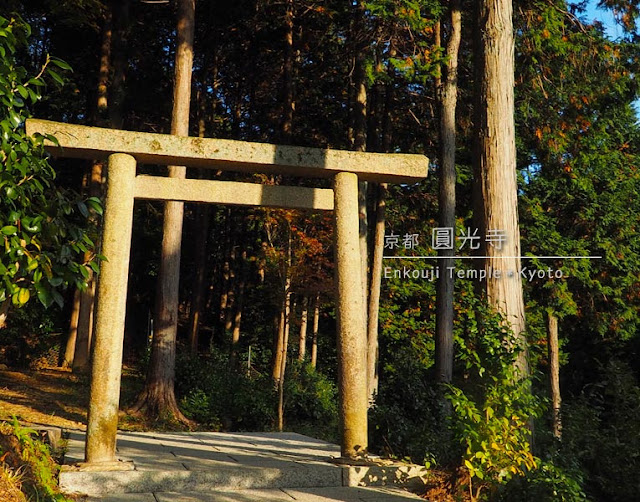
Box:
[109, 0, 129, 129]
[187, 205, 210, 355]
[310, 292, 320, 369]
[219, 209, 232, 319]
[133, 0, 195, 422]
[96, 6, 112, 123]
[365, 65, 394, 402]
[187, 83, 213, 355]
[298, 295, 308, 361]
[73, 162, 103, 373]
[68, 8, 111, 370]
[474, 0, 528, 375]
[547, 311, 562, 439]
[353, 0, 368, 337]
[73, 275, 96, 373]
[366, 183, 386, 403]
[272, 227, 292, 383]
[223, 237, 237, 333]
[277, 294, 293, 431]
[435, 0, 461, 385]
[281, 0, 295, 143]
[62, 288, 81, 368]
[230, 251, 247, 368]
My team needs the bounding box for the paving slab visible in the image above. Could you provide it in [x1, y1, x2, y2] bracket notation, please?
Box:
[63, 431, 426, 498]
[89, 487, 422, 502]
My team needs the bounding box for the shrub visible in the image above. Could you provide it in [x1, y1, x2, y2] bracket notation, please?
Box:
[445, 297, 543, 501]
[176, 350, 276, 431]
[282, 360, 338, 442]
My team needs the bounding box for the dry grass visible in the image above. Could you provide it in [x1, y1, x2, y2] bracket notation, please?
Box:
[0, 463, 27, 502]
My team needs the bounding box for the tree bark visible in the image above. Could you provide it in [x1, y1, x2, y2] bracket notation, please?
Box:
[352, 0, 369, 339]
[281, 0, 295, 143]
[366, 183, 386, 403]
[273, 229, 292, 383]
[435, 0, 461, 385]
[547, 311, 562, 439]
[310, 292, 320, 369]
[298, 295, 308, 361]
[67, 8, 111, 370]
[73, 162, 103, 373]
[96, 6, 112, 122]
[230, 251, 247, 368]
[62, 288, 81, 368]
[187, 205, 210, 355]
[187, 83, 214, 355]
[223, 237, 237, 333]
[474, 0, 528, 375]
[133, 0, 195, 422]
[277, 293, 292, 431]
[109, 0, 129, 129]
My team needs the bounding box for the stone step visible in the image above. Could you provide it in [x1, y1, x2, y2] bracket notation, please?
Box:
[86, 486, 424, 501]
[60, 463, 343, 495]
[60, 431, 428, 497]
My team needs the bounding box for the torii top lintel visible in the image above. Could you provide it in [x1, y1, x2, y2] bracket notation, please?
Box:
[25, 119, 428, 184]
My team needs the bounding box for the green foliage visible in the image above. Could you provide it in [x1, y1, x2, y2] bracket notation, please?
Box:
[370, 346, 451, 464]
[175, 350, 276, 431]
[445, 298, 543, 500]
[495, 459, 588, 502]
[0, 300, 62, 367]
[0, 14, 101, 314]
[176, 351, 339, 440]
[0, 418, 72, 501]
[282, 360, 338, 442]
[559, 360, 640, 501]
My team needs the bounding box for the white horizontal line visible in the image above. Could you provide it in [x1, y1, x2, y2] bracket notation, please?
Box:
[382, 256, 603, 260]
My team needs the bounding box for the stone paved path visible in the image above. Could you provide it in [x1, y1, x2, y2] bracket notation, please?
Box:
[61, 431, 424, 501]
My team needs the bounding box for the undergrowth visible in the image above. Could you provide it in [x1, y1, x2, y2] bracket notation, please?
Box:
[0, 417, 72, 502]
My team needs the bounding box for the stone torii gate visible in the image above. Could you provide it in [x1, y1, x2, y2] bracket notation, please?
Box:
[26, 119, 428, 466]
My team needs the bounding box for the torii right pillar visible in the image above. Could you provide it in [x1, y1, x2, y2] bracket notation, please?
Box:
[333, 171, 368, 459]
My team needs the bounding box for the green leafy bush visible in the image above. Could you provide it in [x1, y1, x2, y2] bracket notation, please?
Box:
[495, 459, 587, 502]
[445, 297, 543, 501]
[282, 360, 338, 442]
[175, 350, 276, 431]
[0, 14, 101, 320]
[370, 347, 452, 464]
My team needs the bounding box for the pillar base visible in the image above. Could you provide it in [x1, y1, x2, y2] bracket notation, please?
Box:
[67, 460, 135, 472]
[329, 454, 382, 466]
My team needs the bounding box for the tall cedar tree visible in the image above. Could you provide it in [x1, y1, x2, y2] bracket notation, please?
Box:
[132, 0, 195, 421]
[474, 0, 529, 375]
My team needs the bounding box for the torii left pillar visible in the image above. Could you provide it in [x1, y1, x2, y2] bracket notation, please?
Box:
[84, 153, 136, 466]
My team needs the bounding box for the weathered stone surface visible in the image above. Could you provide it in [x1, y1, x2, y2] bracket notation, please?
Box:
[134, 176, 334, 211]
[343, 464, 429, 490]
[26, 119, 428, 183]
[284, 486, 423, 501]
[153, 489, 294, 502]
[333, 172, 368, 458]
[85, 154, 136, 464]
[62, 432, 428, 500]
[88, 494, 156, 502]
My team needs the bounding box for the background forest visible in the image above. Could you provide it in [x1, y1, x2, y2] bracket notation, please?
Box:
[1, 0, 639, 501]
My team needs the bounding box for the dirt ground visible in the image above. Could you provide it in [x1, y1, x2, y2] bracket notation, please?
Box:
[0, 367, 144, 431]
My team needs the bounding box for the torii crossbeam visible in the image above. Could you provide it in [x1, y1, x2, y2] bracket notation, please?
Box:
[26, 119, 428, 465]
